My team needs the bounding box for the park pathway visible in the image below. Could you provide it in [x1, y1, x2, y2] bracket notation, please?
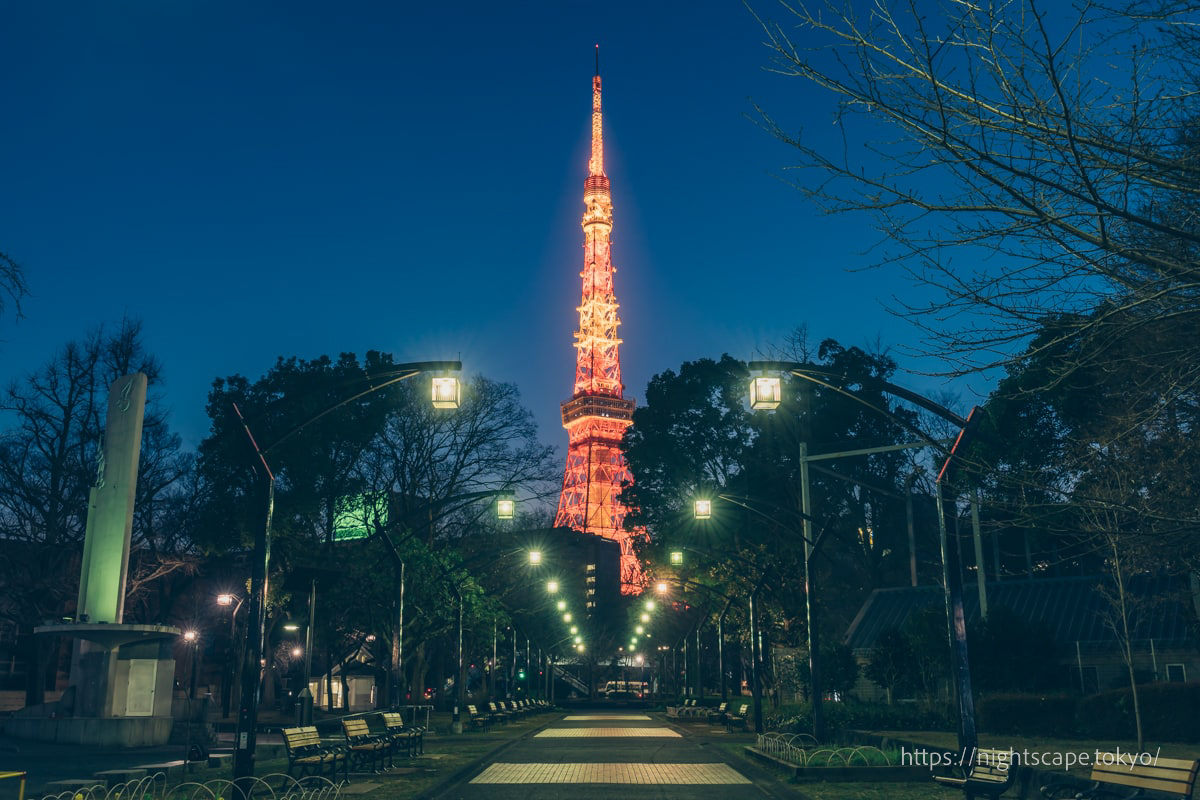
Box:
[431, 711, 793, 800]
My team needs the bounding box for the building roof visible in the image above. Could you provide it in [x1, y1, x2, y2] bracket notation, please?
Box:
[844, 575, 1197, 651]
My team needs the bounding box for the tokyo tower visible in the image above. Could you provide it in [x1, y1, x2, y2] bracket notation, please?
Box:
[554, 49, 645, 593]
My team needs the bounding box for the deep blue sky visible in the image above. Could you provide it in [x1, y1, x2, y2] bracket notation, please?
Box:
[1, 1, 984, 452]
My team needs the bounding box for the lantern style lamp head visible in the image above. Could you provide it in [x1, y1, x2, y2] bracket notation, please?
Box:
[528, 550, 542, 565]
[497, 497, 516, 520]
[216, 593, 234, 607]
[644, 599, 656, 611]
[656, 581, 669, 594]
[546, 580, 559, 594]
[183, 630, 197, 643]
[670, 550, 684, 565]
[431, 376, 461, 409]
[693, 499, 712, 520]
[750, 375, 782, 411]
[556, 599, 567, 611]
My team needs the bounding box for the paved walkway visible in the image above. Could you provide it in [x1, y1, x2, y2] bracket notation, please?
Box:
[431, 711, 795, 799]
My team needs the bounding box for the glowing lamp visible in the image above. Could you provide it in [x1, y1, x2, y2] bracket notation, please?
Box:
[528, 550, 542, 565]
[750, 375, 782, 410]
[563, 612, 572, 623]
[635, 625, 644, 635]
[431, 376, 460, 409]
[640, 613, 650, 623]
[283, 622, 299, 632]
[569, 626, 578, 635]
[693, 499, 712, 519]
[644, 600, 656, 611]
[497, 498, 516, 519]
[183, 630, 197, 643]
[557, 600, 567, 611]
[670, 550, 683, 565]
[656, 582, 669, 594]
[547, 580, 559, 593]
[291, 646, 302, 658]
[216, 594, 234, 606]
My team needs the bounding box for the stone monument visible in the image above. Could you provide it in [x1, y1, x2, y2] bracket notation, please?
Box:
[11, 373, 182, 746]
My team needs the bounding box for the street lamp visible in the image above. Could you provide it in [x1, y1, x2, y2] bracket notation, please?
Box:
[232, 361, 460, 783]
[747, 359, 978, 753]
[216, 594, 245, 719]
[496, 497, 516, 520]
[693, 499, 712, 520]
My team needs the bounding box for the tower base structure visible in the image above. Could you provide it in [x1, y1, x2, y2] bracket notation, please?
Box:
[8, 623, 180, 746]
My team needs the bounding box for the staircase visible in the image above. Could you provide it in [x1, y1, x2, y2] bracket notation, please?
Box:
[552, 664, 589, 695]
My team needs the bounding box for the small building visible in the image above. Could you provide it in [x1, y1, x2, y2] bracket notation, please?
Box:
[843, 575, 1200, 701]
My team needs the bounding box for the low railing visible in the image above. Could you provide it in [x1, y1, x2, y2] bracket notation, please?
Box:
[34, 773, 343, 800]
[753, 734, 893, 767]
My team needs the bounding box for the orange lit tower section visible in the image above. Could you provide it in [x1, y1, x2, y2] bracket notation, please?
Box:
[555, 51, 645, 593]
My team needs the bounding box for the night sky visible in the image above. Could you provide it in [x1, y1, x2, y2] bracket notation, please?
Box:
[1, 1, 985, 453]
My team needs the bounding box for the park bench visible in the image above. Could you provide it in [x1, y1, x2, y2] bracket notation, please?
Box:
[933, 747, 1018, 799]
[668, 698, 697, 717]
[503, 700, 528, 719]
[341, 717, 389, 773]
[1041, 753, 1199, 799]
[377, 711, 423, 757]
[282, 725, 348, 781]
[465, 704, 491, 730]
[706, 701, 729, 725]
[488, 701, 512, 724]
[725, 703, 750, 732]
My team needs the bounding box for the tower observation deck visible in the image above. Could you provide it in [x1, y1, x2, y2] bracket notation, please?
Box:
[554, 50, 645, 593]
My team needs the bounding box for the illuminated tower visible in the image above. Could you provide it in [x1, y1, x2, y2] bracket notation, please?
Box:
[555, 50, 644, 593]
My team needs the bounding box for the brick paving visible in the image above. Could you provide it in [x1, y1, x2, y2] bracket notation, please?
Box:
[470, 762, 751, 784]
[533, 727, 680, 738]
[560, 715, 651, 721]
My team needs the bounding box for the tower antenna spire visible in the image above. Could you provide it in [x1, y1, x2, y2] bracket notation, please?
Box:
[556, 51, 644, 593]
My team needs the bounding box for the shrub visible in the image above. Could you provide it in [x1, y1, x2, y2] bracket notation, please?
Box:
[1077, 682, 1200, 742]
[772, 699, 954, 737]
[978, 693, 1077, 738]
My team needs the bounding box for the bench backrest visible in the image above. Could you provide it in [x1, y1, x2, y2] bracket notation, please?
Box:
[282, 726, 321, 752]
[342, 718, 371, 738]
[467, 704, 479, 715]
[379, 712, 404, 729]
[716, 702, 727, 712]
[489, 702, 503, 713]
[1090, 754, 1199, 797]
[736, 704, 749, 715]
[967, 749, 1016, 784]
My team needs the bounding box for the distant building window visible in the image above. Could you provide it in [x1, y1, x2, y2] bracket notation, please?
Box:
[1167, 664, 1186, 683]
[1078, 666, 1099, 694]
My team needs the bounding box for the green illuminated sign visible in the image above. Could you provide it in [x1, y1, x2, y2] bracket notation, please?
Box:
[332, 493, 386, 541]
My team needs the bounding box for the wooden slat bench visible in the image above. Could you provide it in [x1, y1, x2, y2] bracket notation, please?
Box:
[488, 701, 511, 724]
[376, 711, 423, 757]
[1041, 753, 1199, 799]
[342, 717, 389, 773]
[724, 703, 750, 732]
[282, 726, 348, 782]
[466, 704, 490, 730]
[934, 747, 1017, 799]
[706, 701, 729, 725]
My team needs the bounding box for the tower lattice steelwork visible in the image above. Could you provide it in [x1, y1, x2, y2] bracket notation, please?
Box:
[554, 52, 644, 593]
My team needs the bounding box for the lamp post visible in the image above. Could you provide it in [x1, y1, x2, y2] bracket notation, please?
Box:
[216, 593, 245, 719]
[231, 361, 460, 784]
[748, 360, 980, 754]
